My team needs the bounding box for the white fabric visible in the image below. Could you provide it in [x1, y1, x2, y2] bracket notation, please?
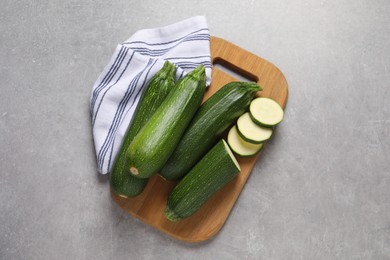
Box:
[90, 16, 212, 174]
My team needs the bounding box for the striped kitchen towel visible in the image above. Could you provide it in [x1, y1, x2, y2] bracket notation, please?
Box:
[90, 16, 212, 174]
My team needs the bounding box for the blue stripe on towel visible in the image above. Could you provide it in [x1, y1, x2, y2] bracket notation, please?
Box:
[174, 61, 212, 69]
[90, 46, 128, 113]
[90, 46, 126, 112]
[92, 51, 136, 126]
[129, 35, 210, 57]
[166, 55, 211, 60]
[122, 28, 209, 46]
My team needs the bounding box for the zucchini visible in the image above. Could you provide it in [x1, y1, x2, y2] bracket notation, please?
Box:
[236, 112, 272, 144]
[110, 61, 176, 197]
[160, 82, 261, 180]
[164, 139, 240, 222]
[249, 97, 284, 127]
[126, 65, 206, 179]
[227, 125, 264, 157]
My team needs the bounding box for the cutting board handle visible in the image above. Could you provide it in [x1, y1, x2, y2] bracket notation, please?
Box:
[211, 37, 259, 83]
[210, 36, 288, 108]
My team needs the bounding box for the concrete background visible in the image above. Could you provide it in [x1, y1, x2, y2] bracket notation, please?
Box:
[1, 0, 389, 259]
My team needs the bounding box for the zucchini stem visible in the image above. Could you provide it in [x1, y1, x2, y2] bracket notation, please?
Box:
[164, 206, 182, 222]
[130, 167, 139, 175]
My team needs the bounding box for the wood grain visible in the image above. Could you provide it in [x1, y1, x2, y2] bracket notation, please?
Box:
[111, 36, 288, 243]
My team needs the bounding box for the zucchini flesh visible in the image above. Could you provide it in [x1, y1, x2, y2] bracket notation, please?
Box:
[110, 61, 176, 197]
[227, 125, 263, 157]
[126, 65, 206, 179]
[164, 139, 240, 222]
[236, 112, 272, 144]
[160, 82, 261, 180]
[249, 97, 284, 127]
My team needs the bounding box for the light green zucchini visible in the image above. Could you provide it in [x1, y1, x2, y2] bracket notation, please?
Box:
[110, 61, 176, 197]
[126, 65, 206, 179]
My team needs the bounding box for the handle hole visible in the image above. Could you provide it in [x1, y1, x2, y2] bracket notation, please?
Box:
[213, 58, 259, 83]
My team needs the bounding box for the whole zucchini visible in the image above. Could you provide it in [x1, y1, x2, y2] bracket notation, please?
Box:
[110, 61, 176, 197]
[126, 65, 206, 179]
[164, 139, 241, 222]
[160, 81, 261, 180]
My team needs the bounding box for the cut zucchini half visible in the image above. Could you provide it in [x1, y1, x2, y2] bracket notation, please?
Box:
[164, 139, 240, 222]
[227, 125, 264, 157]
[249, 97, 284, 127]
[222, 139, 241, 171]
[236, 112, 272, 144]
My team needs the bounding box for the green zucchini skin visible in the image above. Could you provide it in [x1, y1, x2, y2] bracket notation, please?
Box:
[110, 61, 176, 197]
[126, 65, 206, 179]
[164, 139, 240, 222]
[160, 81, 261, 181]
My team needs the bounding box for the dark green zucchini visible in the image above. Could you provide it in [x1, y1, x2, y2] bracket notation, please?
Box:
[126, 65, 206, 179]
[160, 81, 261, 180]
[164, 139, 241, 222]
[110, 61, 176, 197]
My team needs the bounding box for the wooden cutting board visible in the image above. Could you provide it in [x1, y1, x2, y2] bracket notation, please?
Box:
[111, 36, 288, 243]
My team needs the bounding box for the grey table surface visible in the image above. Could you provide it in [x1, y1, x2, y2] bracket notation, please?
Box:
[1, 0, 389, 259]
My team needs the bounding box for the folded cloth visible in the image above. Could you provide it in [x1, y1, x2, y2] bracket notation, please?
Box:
[90, 16, 212, 174]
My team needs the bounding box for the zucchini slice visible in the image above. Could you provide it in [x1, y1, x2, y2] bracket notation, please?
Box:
[249, 97, 284, 127]
[227, 125, 264, 157]
[236, 112, 272, 144]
